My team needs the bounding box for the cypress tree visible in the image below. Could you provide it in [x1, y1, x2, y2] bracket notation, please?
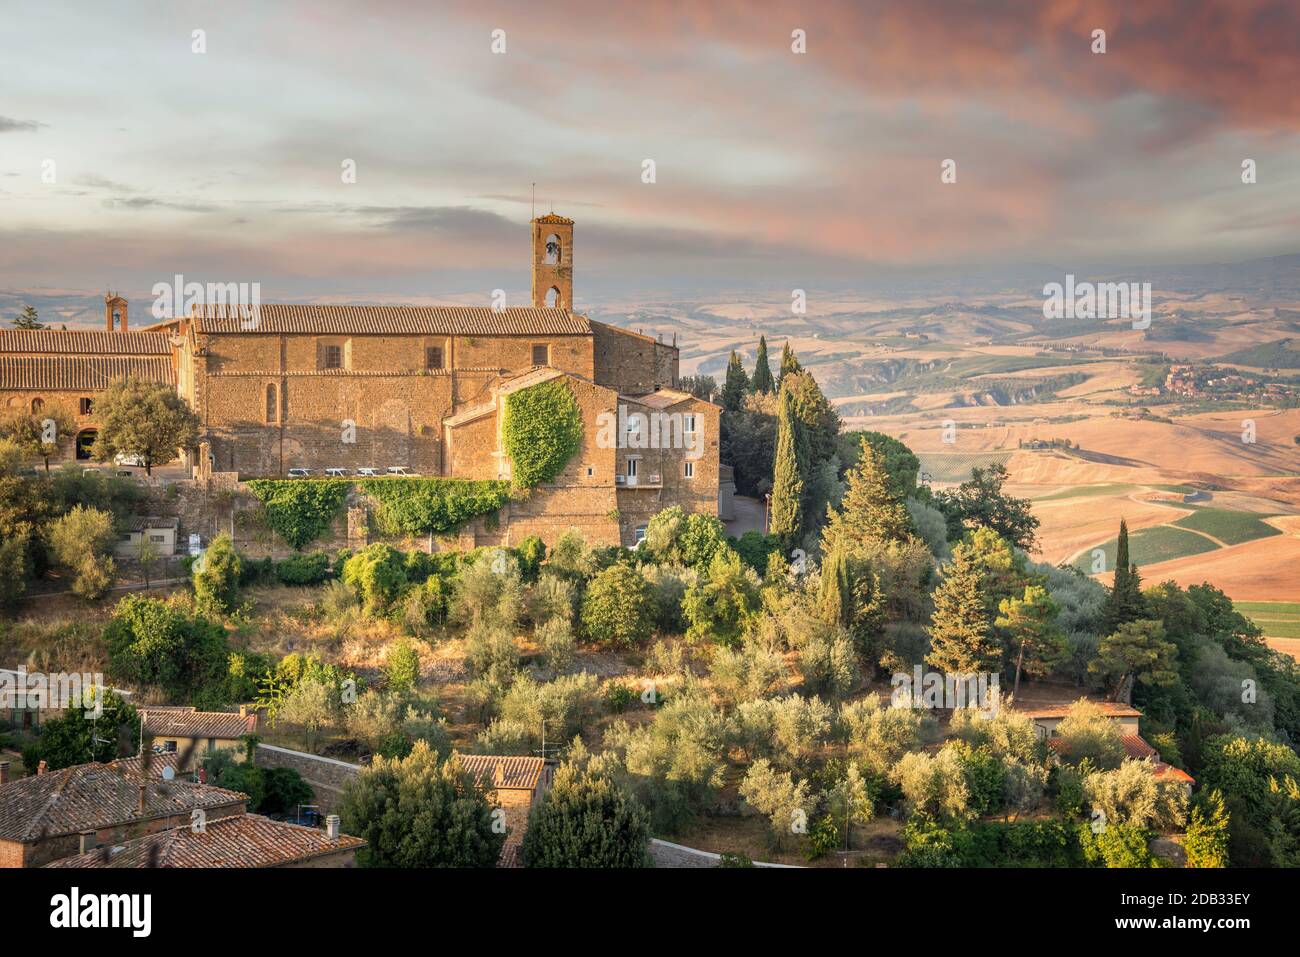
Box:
[778, 341, 802, 384]
[817, 548, 854, 628]
[769, 387, 805, 549]
[721, 350, 750, 412]
[1103, 518, 1147, 631]
[751, 336, 775, 394]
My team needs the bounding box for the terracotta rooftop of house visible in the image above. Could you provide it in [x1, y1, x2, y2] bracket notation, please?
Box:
[47, 813, 364, 868]
[108, 752, 184, 781]
[457, 754, 547, 791]
[188, 304, 591, 337]
[624, 388, 702, 410]
[0, 759, 246, 842]
[0, 330, 172, 355]
[1046, 735, 1197, 785]
[123, 516, 179, 532]
[141, 708, 257, 740]
[0, 356, 176, 391]
[1018, 701, 1142, 719]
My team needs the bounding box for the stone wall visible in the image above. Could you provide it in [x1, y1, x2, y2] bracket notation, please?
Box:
[254, 744, 360, 814]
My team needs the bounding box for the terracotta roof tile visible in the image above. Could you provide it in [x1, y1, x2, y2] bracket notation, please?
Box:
[0, 760, 246, 842]
[189, 304, 590, 337]
[47, 813, 364, 868]
[0, 330, 172, 355]
[456, 754, 546, 791]
[0, 356, 175, 391]
[122, 516, 179, 532]
[142, 709, 257, 740]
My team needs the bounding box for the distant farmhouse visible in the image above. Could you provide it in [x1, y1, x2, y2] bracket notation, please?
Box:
[0, 214, 721, 547]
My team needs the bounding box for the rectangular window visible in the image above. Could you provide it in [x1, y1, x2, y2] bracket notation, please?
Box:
[683, 414, 697, 434]
[79, 397, 94, 415]
[426, 346, 444, 370]
[684, 461, 694, 479]
[323, 345, 342, 369]
[149, 534, 165, 543]
[532, 343, 549, 366]
[626, 458, 639, 478]
[163, 740, 177, 753]
[585, 465, 594, 477]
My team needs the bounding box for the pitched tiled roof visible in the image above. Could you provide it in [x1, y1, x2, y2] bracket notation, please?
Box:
[47, 813, 364, 868]
[122, 516, 179, 532]
[1017, 701, 1142, 720]
[189, 304, 590, 337]
[108, 752, 184, 781]
[0, 330, 172, 355]
[443, 401, 496, 428]
[497, 366, 565, 394]
[0, 356, 176, 391]
[1046, 735, 1196, 785]
[456, 754, 546, 791]
[0, 761, 246, 842]
[141, 709, 257, 740]
[624, 388, 701, 410]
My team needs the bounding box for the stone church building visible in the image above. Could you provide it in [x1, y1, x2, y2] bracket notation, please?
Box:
[0, 214, 720, 546]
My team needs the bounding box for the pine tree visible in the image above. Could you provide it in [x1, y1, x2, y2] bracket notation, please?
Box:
[751, 335, 775, 394]
[1103, 519, 1147, 632]
[994, 584, 1067, 697]
[769, 387, 804, 549]
[11, 305, 44, 330]
[926, 548, 1003, 675]
[721, 350, 750, 412]
[822, 436, 912, 553]
[778, 341, 802, 384]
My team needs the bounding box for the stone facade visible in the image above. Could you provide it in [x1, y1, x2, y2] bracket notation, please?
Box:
[2, 211, 722, 548]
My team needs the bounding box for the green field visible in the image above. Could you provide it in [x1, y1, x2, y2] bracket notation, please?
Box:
[1074, 524, 1220, 573]
[1171, 508, 1282, 546]
[1235, 602, 1300, 639]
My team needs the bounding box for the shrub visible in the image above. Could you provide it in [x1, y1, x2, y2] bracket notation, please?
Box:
[682, 547, 762, 646]
[276, 550, 331, 585]
[383, 638, 421, 693]
[538, 616, 577, 674]
[515, 535, 546, 582]
[581, 563, 654, 647]
[342, 543, 408, 617]
[501, 380, 583, 488]
[106, 594, 231, 703]
[246, 479, 350, 550]
[193, 533, 242, 614]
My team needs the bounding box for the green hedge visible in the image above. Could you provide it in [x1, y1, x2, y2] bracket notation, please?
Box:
[502, 380, 583, 488]
[246, 479, 351, 550]
[358, 478, 510, 537]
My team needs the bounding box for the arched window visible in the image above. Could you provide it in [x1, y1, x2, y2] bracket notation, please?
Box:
[265, 384, 277, 424]
[545, 286, 561, 308]
[544, 233, 561, 265]
[31, 398, 44, 414]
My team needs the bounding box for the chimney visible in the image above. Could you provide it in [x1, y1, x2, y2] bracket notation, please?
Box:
[137, 783, 146, 814]
[79, 831, 96, 855]
[326, 815, 340, 840]
[0, 761, 9, 785]
[198, 768, 207, 784]
[37, 760, 47, 775]
[238, 705, 248, 718]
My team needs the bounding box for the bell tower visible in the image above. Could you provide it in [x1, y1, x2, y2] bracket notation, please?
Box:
[531, 212, 574, 309]
[105, 293, 128, 331]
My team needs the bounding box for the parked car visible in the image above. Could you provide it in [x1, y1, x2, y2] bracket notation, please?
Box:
[324, 467, 350, 477]
[114, 469, 134, 478]
[385, 466, 417, 476]
[113, 453, 147, 467]
[356, 467, 379, 477]
[287, 468, 312, 478]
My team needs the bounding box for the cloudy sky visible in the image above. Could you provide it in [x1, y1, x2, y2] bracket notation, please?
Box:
[2, 0, 1298, 311]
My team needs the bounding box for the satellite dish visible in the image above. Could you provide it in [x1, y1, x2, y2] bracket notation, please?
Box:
[162, 767, 175, 781]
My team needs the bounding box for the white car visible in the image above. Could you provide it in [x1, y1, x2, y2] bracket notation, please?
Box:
[114, 453, 147, 467]
[324, 467, 350, 477]
[356, 467, 379, 477]
[385, 466, 417, 476]
[287, 468, 312, 478]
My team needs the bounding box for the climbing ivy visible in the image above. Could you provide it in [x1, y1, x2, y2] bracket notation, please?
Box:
[502, 380, 583, 488]
[246, 479, 351, 551]
[358, 479, 511, 537]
